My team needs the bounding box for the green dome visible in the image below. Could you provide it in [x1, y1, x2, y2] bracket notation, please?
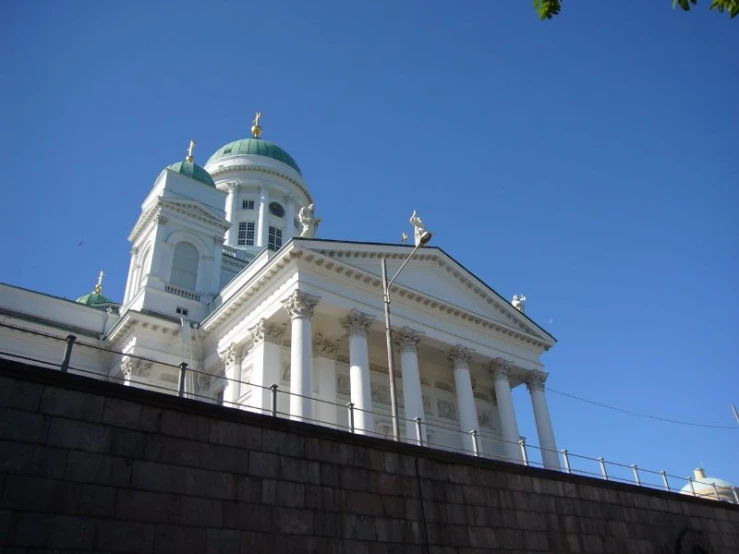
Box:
[167, 161, 216, 187]
[76, 292, 116, 308]
[207, 138, 302, 175]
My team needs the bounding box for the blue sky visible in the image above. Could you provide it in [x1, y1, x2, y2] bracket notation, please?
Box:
[3, 1, 737, 486]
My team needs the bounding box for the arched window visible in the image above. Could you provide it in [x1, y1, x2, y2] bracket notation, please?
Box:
[170, 242, 199, 291]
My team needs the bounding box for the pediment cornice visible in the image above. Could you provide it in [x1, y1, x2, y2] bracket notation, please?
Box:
[128, 198, 229, 243]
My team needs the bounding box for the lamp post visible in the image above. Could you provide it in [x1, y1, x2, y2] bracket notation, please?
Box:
[383, 213, 432, 441]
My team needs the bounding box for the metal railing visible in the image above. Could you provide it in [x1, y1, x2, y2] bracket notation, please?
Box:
[0, 320, 737, 505]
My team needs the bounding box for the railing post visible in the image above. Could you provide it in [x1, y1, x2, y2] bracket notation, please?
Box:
[270, 384, 278, 417]
[470, 430, 480, 457]
[688, 477, 697, 496]
[346, 402, 355, 433]
[631, 464, 642, 487]
[60, 334, 77, 373]
[712, 483, 720, 500]
[414, 417, 423, 447]
[598, 457, 609, 481]
[561, 449, 572, 474]
[519, 438, 529, 466]
[660, 470, 670, 492]
[178, 362, 188, 397]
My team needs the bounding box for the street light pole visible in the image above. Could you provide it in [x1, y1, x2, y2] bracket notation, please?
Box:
[382, 258, 400, 441]
[382, 240, 427, 442]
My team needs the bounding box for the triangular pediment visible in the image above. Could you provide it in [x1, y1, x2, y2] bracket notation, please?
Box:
[295, 239, 554, 345]
[159, 199, 229, 229]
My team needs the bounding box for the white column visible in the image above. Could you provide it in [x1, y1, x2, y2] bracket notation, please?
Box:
[146, 215, 169, 287]
[256, 186, 269, 248]
[313, 333, 339, 428]
[527, 370, 561, 470]
[284, 194, 295, 242]
[218, 343, 243, 407]
[449, 345, 480, 454]
[247, 320, 284, 415]
[224, 183, 239, 246]
[340, 310, 375, 435]
[123, 246, 139, 304]
[488, 358, 523, 463]
[396, 327, 426, 445]
[282, 290, 320, 422]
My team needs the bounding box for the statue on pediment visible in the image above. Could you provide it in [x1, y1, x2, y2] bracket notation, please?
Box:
[299, 203, 321, 238]
[512, 294, 526, 313]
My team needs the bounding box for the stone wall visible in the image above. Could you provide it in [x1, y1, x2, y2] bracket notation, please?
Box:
[0, 360, 737, 553]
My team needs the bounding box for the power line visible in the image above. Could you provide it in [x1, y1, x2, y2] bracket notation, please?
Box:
[547, 387, 738, 430]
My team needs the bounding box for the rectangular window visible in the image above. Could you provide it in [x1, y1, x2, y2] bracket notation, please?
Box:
[237, 222, 255, 246]
[268, 226, 283, 251]
[242, 200, 255, 210]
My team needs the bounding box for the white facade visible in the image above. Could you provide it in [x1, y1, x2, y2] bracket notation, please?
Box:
[0, 129, 561, 469]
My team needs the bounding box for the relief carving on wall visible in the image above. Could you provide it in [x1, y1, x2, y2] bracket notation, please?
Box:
[437, 399, 458, 421]
[371, 383, 390, 405]
[478, 408, 494, 428]
[422, 395, 433, 414]
[337, 374, 351, 395]
[281, 361, 291, 382]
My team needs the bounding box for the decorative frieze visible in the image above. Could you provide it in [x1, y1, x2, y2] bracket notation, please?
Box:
[249, 319, 285, 346]
[394, 327, 423, 353]
[282, 290, 320, 320]
[525, 369, 548, 392]
[340, 309, 375, 338]
[434, 381, 455, 393]
[447, 345, 474, 367]
[312, 333, 339, 360]
[487, 358, 514, 380]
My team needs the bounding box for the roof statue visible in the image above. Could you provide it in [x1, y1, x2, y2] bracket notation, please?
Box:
[400, 232, 409, 244]
[251, 112, 262, 139]
[95, 270, 104, 294]
[186, 140, 196, 163]
[299, 203, 321, 238]
[409, 211, 432, 247]
[512, 294, 526, 313]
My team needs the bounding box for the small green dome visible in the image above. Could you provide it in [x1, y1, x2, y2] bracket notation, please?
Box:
[76, 292, 116, 307]
[167, 160, 216, 187]
[207, 138, 302, 175]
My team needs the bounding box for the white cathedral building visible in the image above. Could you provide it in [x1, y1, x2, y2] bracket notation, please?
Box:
[0, 116, 561, 470]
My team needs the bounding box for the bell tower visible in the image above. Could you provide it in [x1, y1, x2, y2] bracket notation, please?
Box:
[122, 141, 229, 321]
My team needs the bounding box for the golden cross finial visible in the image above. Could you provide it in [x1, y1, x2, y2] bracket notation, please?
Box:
[186, 140, 196, 163]
[251, 112, 263, 138]
[95, 270, 104, 294]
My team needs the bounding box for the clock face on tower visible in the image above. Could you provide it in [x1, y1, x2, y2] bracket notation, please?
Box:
[269, 202, 285, 218]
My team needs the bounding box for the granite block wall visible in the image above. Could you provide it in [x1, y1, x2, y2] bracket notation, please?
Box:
[0, 360, 737, 553]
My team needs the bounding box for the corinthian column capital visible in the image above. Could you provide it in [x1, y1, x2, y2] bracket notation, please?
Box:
[395, 326, 423, 353]
[447, 345, 474, 367]
[282, 290, 320, 321]
[249, 319, 285, 345]
[525, 370, 548, 392]
[340, 309, 375, 338]
[487, 358, 514, 380]
[218, 343, 242, 367]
